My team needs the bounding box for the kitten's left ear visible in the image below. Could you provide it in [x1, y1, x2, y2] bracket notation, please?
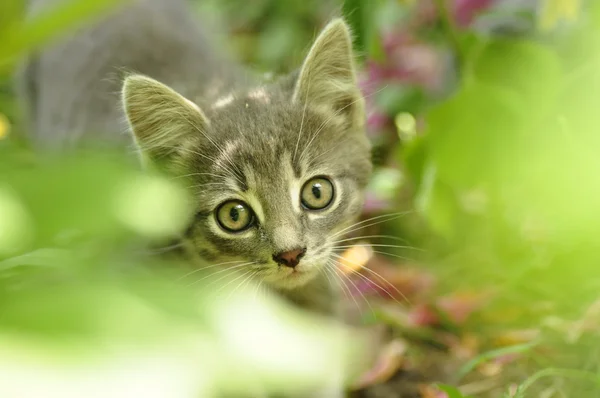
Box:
[293, 19, 364, 129]
[122, 74, 209, 169]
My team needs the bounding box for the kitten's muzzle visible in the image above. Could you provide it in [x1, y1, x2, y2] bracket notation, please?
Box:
[273, 247, 307, 268]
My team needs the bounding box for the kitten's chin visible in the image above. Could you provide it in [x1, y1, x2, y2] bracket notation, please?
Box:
[268, 268, 320, 290]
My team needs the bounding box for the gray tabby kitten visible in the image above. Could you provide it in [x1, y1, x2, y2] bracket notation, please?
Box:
[18, 0, 372, 316]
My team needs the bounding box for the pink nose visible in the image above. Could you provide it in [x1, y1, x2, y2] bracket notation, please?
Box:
[273, 247, 307, 268]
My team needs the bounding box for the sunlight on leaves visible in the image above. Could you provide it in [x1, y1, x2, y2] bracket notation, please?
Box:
[0, 113, 10, 139]
[538, 0, 581, 31]
[0, 186, 34, 257]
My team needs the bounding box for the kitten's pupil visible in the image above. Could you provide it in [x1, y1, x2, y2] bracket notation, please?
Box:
[230, 206, 241, 222]
[312, 184, 322, 199]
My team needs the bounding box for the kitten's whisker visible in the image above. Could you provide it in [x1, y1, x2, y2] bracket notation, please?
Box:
[172, 172, 228, 180]
[370, 250, 415, 262]
[333, 244, 423, 252]
[177, 259, 248, 281]
[324, 261, 357, 311]
[224, 269, 258, 301]
[140, 241, 184, 255]
[253, 278, 264, 303]
[185, 261, 255, 287]
[330, 235, 409, 245]
[318, 265, 340, 297]
[332, 253, 411, 305]
[328, 260, 372, 314]
[329, 211, 413, 239]
[185, 182, 232, 190]
[214, 268, 255, 297]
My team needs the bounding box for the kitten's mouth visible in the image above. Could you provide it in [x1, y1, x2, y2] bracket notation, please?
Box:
[270, 263, 320, 289]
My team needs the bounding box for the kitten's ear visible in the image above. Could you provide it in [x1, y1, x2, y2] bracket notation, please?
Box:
[293, 19, 364, 129]
[122, 74, 209, 166]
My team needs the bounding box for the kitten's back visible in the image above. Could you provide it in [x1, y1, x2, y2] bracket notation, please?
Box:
[17, 0, 249, 151]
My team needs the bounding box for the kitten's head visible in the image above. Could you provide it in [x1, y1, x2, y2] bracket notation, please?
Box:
[122, 19, 372, 290]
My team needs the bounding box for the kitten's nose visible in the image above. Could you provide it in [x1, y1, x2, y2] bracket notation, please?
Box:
[273, 247, 307, 268]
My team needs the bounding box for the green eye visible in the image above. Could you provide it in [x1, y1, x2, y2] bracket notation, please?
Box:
[301, 177, 334, 210]
[216, 200, 254, 232]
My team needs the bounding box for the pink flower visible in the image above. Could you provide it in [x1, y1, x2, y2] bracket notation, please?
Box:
[363, 191, 392, 213]
[366, 111, 389, 135]
[453, 0, 496, 27]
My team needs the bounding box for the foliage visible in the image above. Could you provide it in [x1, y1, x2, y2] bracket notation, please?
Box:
[2, 0, 600, 397]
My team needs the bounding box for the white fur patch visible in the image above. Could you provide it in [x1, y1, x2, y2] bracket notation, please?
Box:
[213, 94, 234, 109]
[248, 87, 271, 104]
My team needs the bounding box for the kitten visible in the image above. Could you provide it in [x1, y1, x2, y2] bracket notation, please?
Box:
[18, 0, 373, 317]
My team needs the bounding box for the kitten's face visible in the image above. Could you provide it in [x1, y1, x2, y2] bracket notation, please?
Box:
[123, 19, 371, 289]
[183, 95, 371, 289]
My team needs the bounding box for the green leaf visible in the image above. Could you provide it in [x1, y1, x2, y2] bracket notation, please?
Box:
[456, 341, 539, 382]
[469, 38, 561, 116]
[414, 163, 460, 238]
[0, 248, 71, 271]
[436, 384, 472, 398]
[375, 84, 426, 116]
[0, 0, 25, 37]
[342, 0, 373, 62]
[426, 80, 525, 188]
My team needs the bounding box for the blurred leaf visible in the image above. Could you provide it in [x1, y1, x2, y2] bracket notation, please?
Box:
[342, 0, 369, 60]
[0, 0, 25, 38]
[401, 135, 427, 187]
[456, 341, 539, 382]
[375, 84, 426, 116]
[415, 163, 460, 238]
[426, 80, 524, 187]
[0, 112, 10, 139]
[0, 152, 191, 253]
[258, 19, 303, 69]
[436, 384, 472, 398]
[0, 248, 71, 271]
[538, 0, 581, 31]
[469, 38, 561, 116]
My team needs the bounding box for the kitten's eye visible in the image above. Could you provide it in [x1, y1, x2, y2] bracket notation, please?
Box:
[216, 200, 254, 232]
[301, 177, 334, 210]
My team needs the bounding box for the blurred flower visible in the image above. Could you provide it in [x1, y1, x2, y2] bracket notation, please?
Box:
[338, 245, 374, 275]
[453, 0, 497, 27]
[363, 192, 392, 213]
[376, 33, 446, 92]
[538, 0, 581, 31]
[415, 0, 497, 27]
[366, 111, 390, 136]
[359, 30, 449, 143]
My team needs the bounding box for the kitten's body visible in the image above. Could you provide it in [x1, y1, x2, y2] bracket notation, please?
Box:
[19, 0, 250, 150]
[18, 0, 373, 395]
[20, 0, 372, 379]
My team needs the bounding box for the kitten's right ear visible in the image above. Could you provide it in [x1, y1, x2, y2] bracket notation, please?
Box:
[293, 19, 364, 130]
[122, 74, 209, 166]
